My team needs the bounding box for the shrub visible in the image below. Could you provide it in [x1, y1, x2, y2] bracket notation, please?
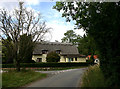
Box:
[46, 51, 60, 62]
[2, 62, 89, 68]
[21, 59, 35, 63]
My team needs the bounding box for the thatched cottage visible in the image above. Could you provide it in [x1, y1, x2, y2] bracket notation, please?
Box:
[32, 42, 86, 62]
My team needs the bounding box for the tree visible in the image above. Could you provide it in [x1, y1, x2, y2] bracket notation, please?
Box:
[19, 34, 35, 63]
[53, 1, 120, 86]
[0, 2, 51, 71]
[62, 30, 96, 55]
[61, 30, 77, 43]
[61, 30, 82, 45]
[78, 34, 97, 55]
[2, 37, 14, 63]
[46, 51, 60, 62]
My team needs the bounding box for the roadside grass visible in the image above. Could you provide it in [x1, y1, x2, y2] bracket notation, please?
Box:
[2, 66, 88, 71]
[34, 66, 88, 71]
[81, 64, 106, 87]
[0, 72, 1, 88]
[2, 69, 47, 88]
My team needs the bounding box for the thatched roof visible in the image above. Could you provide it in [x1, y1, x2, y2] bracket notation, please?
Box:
[33, 42, 79, 55]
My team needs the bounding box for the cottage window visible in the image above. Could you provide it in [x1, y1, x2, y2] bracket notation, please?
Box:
[68, 58, 73, 62]
[68, 58, 71, 62]
[56, 50, 61, 54]
[75, 57, 77, 61]
[42, 50, 48, 54]
[71, 58, 73, 61]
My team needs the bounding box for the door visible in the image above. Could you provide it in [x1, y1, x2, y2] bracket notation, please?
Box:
[37, 58, 42, 62]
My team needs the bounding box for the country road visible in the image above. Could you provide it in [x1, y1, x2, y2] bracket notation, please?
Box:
[21, 68, 87, 88]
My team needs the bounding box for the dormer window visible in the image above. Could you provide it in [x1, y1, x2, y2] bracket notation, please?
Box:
[42, 50, 48, 54]
[56, 50, 61, 54]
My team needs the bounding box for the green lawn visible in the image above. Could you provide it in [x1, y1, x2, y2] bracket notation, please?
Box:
[81, 65, 106, 87]
[2, 69, 47, 88]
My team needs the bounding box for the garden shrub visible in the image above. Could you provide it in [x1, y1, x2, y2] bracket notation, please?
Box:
[46, 51, 60, 62]
[2, 62, 89, 68]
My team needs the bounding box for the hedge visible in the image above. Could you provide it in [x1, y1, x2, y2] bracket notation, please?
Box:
[2, 62, 90, 68]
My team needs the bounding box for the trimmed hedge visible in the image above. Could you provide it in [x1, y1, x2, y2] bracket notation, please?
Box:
[2, 62, 90, 68]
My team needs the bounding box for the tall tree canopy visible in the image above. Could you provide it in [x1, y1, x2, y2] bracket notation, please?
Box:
[61, 30, 81, 45]
[78, 34, 97, 55]
[53, 1, 120, 86]
[19, 34, 35, 63]
[2, 37, 14, 63]
[0, 2, 51, 71]
[61, 30, 96, 55]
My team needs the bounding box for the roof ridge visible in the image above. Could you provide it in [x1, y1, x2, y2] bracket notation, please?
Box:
[36, 42, 73, 46]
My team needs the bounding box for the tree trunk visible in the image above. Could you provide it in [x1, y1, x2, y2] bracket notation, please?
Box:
[14, 42, 21, 72]
[15, 60, 20, 71]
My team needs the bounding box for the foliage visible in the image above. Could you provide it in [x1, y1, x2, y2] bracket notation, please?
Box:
[81, 65, 106, 87]
[2, 70, 47, 87]
[87, 55, 95, 64]
[19, 34, 35, 63]
[2, 34, 35, 64]
[0, 2, 50, 71]
[46, 51, 60, 62]
[2, 38, 14, 63]
[53, 1, 120, 86]
[61, 30, 97, 55]
[2, 62, 90, 68]
[78, 34, 97, 55]
[61, 30, 81, 45]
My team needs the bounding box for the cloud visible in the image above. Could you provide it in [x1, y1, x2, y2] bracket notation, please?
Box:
[46, 21, 71, 42]
[0, 1, 85, 42]
[39, 4, 85, 42]
[25, 0, 40, 5]
[0, 0, 40, 11]
[46, 19, 85, 42]
[0, 2, 18, 10]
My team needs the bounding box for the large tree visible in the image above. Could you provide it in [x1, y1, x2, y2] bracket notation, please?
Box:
[78, 34, 97, 55]
[0, 2, 51, 71]
[61, 30, 82, 45]
[61, 30, 77, 43]
[19, 34, 34, 63]
[53, 1, 120, 86]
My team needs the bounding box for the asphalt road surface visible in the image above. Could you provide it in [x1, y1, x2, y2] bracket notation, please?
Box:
[22, 68, 87, 88]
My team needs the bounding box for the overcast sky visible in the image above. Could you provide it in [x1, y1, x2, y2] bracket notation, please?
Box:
[0, 0, 85, 42]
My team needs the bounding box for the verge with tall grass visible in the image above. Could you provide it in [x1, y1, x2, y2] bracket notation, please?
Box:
[81, 64, 106, 87]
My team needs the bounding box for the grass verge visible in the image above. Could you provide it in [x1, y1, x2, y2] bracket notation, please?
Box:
[2, 69, 47, 88]
[81, 64, 106, 87]
[34, 66, 88, 71]
[2, 66, 88, 71]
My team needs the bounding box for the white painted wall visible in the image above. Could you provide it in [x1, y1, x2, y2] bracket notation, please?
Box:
[32, 54, 47, 62]
[32, 55, 86, 63]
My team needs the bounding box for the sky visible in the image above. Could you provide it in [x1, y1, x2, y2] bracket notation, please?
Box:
[0, 0, 85, 42]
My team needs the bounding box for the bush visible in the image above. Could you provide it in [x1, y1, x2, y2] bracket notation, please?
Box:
[46, 51, 60, 62]
[2, 62, 89, 68]
[21, 59, 35, 63]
